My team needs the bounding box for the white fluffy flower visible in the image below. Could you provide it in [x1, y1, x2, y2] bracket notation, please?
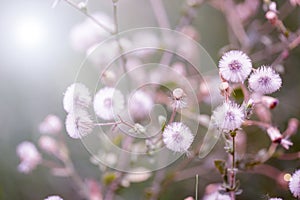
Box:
[248, 66, 282, 94]
[65, 109, 94, 139]
[44, 195, 63, 200]
[93, 87, 125, 120]
[218, 50, 252, 83]
[269, 198, 283, 200]
[16, 141, 42, 173]
[129, 90, 153, 121]
[289, 169, 300, 198]
[63, 83, 91, 113]
[162, 122, 194, 153]
[212, 102, 245, 131]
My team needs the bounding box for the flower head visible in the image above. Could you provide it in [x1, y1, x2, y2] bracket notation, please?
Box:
[44, 195, 63, 200]
[218, 50, 252, 83]
[129, 90, 153, 121]
[16, 141, 42, 173]
[39, 114, 62, 134]
[289, 169, 300, 198]
[63, 83, 91, 113]
[162, 122, 194, 153]
[65, 109, 94, 139]
[269, 198, 283, 200]
[248, 66, 282, 94]
[212, 102, 245, 131]
[93, 87, 125, 120]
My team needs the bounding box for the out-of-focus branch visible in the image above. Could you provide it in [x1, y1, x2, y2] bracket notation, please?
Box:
[150, 0, 171, 29]
[63, 0, 113, 34]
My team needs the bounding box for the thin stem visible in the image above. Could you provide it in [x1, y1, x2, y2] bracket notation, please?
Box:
[230, 134, 236, 200]
[195, 174, 199, 200]
[95, 121, 122, 126]
[168, 106, 177, 124]
[63, 0, 113, 34]
[243, 120, 272, 129]
[112, 1, 128, 76]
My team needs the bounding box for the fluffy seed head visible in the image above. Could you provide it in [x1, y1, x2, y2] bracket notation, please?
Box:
[248, 66, 282, 94]
[93, 87, 125, 120]
[212, 101, 245, 131]
[162, 122, 194, 153]
[289, 169, 300, 198]
[218, 50, 252, 83]
[63, 83, 91, 113]
[65, 109, 94, 139]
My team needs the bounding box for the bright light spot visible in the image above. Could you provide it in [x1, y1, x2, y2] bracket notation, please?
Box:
[14, 17, 46, 48]
[284, 173, 291, 182]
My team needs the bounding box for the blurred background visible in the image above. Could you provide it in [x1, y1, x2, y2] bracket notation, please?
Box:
[0, 0, 300, 199]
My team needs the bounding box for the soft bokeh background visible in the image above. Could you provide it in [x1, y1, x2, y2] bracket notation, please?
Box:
[0, 0, 299, 199]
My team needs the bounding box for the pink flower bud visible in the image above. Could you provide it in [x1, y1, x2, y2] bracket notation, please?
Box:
[16, 141, 42, 173]
[38, 136, 58, 155]
[265, 11, 278, 25]
[39, 115, 62, 134]
[261, 96, 279, 109]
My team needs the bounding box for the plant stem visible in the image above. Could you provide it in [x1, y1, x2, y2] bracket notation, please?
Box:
[230, 133, 236, 200]
[63, 0, 113, 34]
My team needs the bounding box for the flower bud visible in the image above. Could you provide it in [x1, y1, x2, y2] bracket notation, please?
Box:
[38, 136, 58, 155]
[265, 11, 278, 25]
[39, 115, 62, 135]
[261, 96, 279, 109]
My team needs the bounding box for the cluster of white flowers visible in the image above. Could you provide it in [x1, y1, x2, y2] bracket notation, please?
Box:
[63, 83, 94, 138]
[219, 50, 282, 94]
[16, 141, 42, 173]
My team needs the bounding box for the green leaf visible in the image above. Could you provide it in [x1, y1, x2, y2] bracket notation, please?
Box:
[214, 159, 226, 175]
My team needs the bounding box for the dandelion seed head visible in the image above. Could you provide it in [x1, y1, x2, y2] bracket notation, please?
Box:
[218, 50, 252, 83]
[212, 102, 245, 131]
[65, 109, 94, 139]
[63, 83, 91, 113]
[163, 122, 194, 153]
[248, 66, 282, 94]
